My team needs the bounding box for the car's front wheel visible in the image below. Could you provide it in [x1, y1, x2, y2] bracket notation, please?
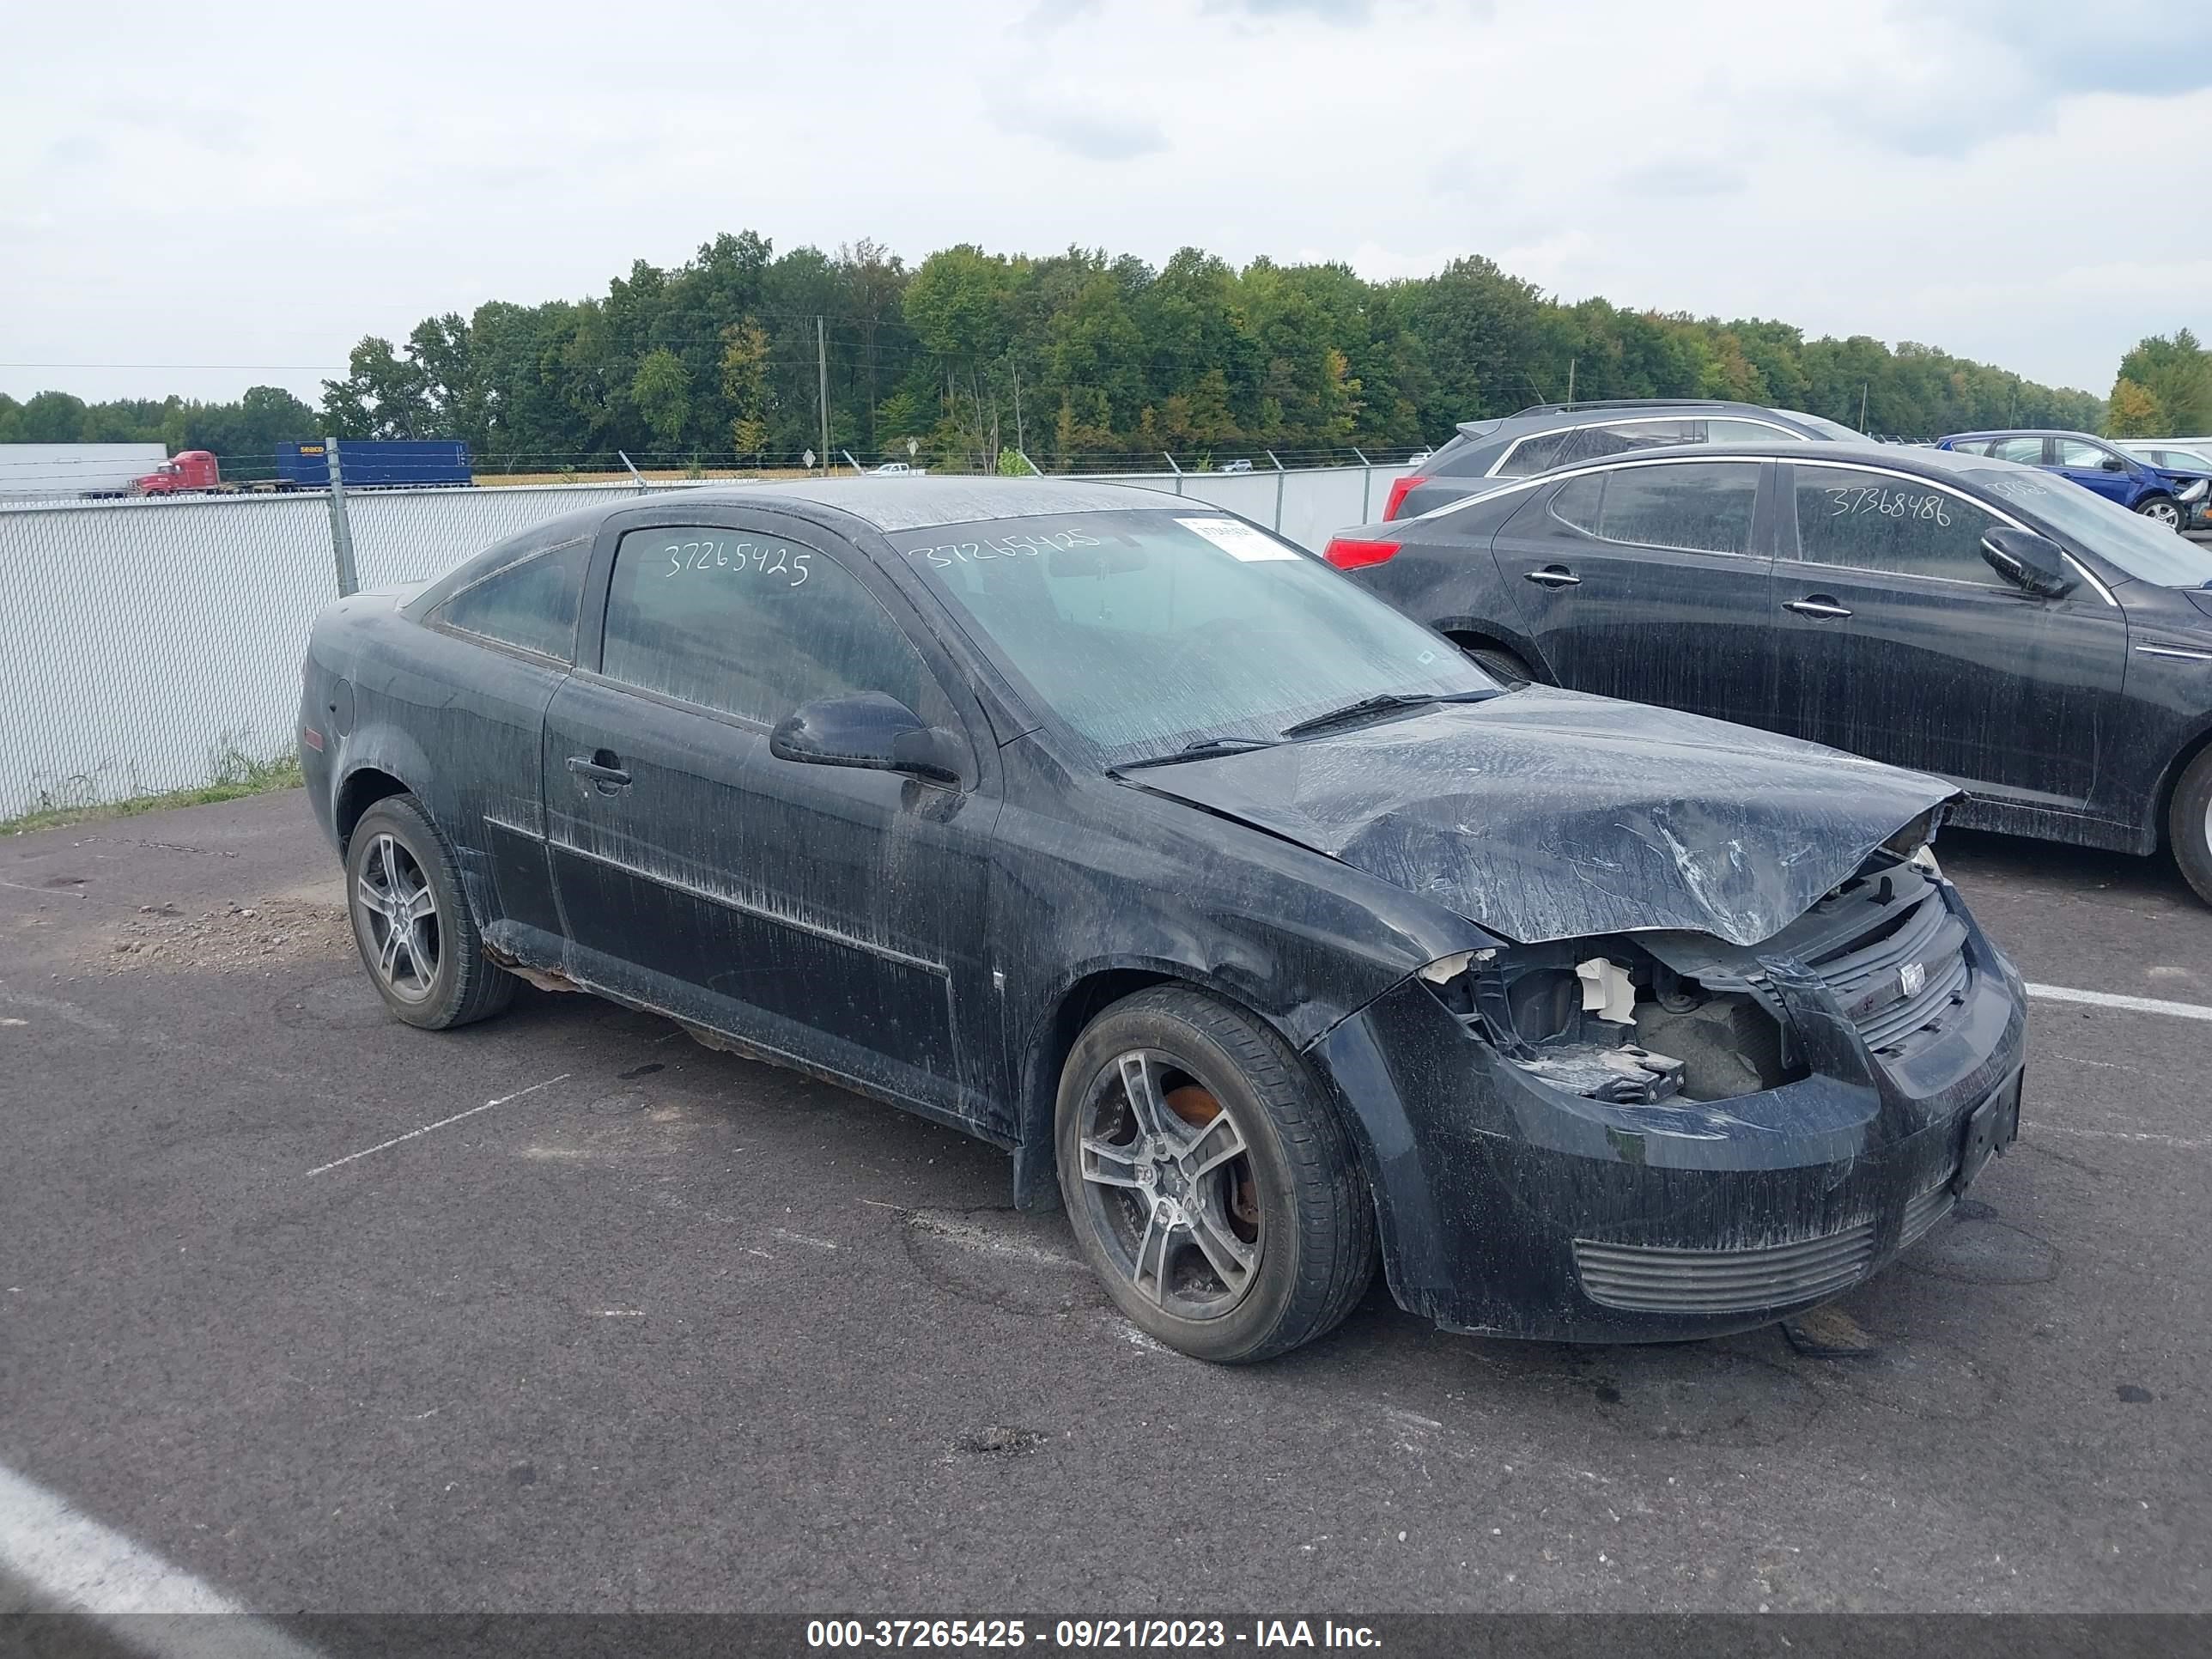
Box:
[345, 794, 515, 1030]
[2136, 495, 2185, 531]
[2170, 747, 2212, 907]
[1055, 987, 1376, 1363]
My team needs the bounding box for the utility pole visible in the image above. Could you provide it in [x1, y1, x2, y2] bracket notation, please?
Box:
[1012, 360, 1025, 457]
[1859, 382, 1869, 433]
[817, 317, 831, 474]
[1566, 359, 1576, 403]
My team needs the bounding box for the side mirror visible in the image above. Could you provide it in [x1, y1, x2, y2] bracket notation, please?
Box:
[769, 692, 965, 784]
[2100, 456, 2127, 472]
[1980, 527, 2077, 598]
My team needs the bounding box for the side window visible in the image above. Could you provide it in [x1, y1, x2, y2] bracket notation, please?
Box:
[599, 526, 946, 726]
[1593, 461, 1760, 555]
[1989, 435, 2045, 465]
[1705, 418, 1798, 446]
[1548, 474, 1604, 534]
[1793, 469, 2004, 582]
[429, 538, 588, 661]
[1552, 419, 1693, 469]
[2055, 438, 2118, 470]
[1946, 439, 1990, 456]
[1495, 432, 1567, 477]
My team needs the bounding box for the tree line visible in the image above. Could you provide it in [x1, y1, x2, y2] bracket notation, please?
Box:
[3, 230, 2139, 473]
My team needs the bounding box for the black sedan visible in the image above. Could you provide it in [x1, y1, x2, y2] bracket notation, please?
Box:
[1328, 442, 2212, 905]
[301, 479, 2026, 1361]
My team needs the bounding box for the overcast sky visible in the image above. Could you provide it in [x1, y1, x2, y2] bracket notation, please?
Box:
[4, 0, 2207, 410]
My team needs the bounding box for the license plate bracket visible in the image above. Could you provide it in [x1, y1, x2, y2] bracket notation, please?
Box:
[1954, 1072, 2022, 1196]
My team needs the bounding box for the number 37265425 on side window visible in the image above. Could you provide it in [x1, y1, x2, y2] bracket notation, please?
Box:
[302, 478, 2027, 1363]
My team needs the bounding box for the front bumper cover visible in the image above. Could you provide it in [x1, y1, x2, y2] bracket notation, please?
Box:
[1310, 879, 2028, 1342]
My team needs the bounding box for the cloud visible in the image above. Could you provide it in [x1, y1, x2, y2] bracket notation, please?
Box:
[1825, 0, 2212, 155]
[1200, 0, 1376, 22]
[990, 96, 1167, 161]
[1618, 160, 1745, 199]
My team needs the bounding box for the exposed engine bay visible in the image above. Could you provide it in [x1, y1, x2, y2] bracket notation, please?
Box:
[1419, 845, 1960, 1104]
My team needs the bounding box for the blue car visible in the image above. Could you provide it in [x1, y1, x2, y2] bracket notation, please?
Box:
[1936, 429, 2211, 531]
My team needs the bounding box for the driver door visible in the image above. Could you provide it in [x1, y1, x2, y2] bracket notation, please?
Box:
[544, 509, 1003, 1125]
[2051, 436, 2136, 507]
[1770, 461, 2126, 811]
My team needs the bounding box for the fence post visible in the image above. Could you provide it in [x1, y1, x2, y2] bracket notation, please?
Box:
[324, 438, 359, 597]
[1267, 450, 1285, 531]
[618, 450, 649, 494]
[1352, 447, 1372, 520]
[1164, 452, 1183, 496]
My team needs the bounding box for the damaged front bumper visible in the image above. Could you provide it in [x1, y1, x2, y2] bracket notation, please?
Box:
[1310, 872, 2027, 1343]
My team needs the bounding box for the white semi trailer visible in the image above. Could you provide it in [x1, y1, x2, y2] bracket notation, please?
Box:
[0, 443, 170, 500]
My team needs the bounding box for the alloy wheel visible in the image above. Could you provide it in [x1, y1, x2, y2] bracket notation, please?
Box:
[1075, 1049, 1262, 1320]
[355, 832, 441, 1004]
[2142, 498, 2183, 528]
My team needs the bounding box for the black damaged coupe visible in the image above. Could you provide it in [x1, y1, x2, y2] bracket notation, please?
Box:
[301, 479, 2027, 1362]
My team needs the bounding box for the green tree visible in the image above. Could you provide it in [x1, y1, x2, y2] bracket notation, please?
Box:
[630, 347, 692, 453]
[2106, 377, 2166, 437]
[2113, 331, 2212, 434]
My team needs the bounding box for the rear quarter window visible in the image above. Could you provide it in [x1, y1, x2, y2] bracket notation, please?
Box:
[428, 538, 589, 661]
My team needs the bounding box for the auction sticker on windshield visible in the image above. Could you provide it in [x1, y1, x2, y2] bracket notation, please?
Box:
[1176, 516, 1301, 562]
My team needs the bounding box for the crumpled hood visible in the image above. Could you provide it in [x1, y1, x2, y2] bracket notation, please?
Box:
[1133, 688, 1957, 948]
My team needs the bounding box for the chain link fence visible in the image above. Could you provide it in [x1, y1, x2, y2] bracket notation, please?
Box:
[0, 459, 1414, 822]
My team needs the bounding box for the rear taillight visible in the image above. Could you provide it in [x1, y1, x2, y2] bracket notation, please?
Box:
[1382, 474, 1425, 520]
[1324, 537, 1401, 571]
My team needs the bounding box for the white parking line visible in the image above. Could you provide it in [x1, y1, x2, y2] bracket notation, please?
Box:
[2024, 1121, 2212, 1152]
[0, 1459, 319, 1656]
[2025, 983, 2212, 1023]
[305, 1073, 570, 1177]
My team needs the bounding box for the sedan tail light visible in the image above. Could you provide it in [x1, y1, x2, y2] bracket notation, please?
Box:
[1324, 537, 1401, 571]
[1382, 474, 1425, 520]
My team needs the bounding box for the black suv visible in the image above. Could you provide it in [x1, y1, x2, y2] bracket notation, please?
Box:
[1384, 399, 1863, 520]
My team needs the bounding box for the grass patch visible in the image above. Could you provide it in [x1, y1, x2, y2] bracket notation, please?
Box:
[2, 747, 304, 836]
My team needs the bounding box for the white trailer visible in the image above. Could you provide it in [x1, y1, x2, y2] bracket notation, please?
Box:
[0, 443, 169, 500]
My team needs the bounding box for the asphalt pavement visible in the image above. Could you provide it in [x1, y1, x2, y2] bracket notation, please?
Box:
[0, 790, 2206, 1617]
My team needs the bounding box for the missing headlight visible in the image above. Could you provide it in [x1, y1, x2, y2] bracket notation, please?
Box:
[1419, 940, 1804, 1106]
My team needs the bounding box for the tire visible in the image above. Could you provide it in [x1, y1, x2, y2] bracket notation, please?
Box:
[1461, 641, 1533, 689]
[2170, 747, 2212, 907]
[345, 794, 515, 1030]
[1054, 986, 1376, 1363]
[2136, 495, 2185, 532]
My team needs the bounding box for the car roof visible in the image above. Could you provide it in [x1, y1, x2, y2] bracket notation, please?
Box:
[669, 476, 1176, 533]
[1941, 428, 2103, 442]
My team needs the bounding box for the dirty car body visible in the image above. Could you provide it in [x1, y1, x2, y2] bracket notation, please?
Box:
[300, 478, 2027, 1349]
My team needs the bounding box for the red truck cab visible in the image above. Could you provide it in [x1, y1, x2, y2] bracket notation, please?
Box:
[131, 451, 222, 495]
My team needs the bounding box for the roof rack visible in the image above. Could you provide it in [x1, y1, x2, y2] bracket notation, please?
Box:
[1506, 398, 1739, 417]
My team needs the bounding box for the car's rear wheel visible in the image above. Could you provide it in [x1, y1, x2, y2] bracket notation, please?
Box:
[346, 794, 515, 1030]
[2136, 495, 2185, 531]
[1055, 987, 1376, 1363]
[2170, 747, 2212, 907]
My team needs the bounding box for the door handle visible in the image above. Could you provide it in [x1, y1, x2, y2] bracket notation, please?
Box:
[1785, 597, 1854, 620]
[1524, 566, 1582, 589]
[566, 751, 632, 789]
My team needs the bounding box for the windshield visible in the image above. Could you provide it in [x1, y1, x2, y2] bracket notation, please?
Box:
[891, 509, 1493, 764]
[1773, 409, 1866, 442]
[1963, 466, 2212, 586]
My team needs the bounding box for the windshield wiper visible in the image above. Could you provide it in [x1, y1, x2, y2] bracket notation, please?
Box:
[1114, 736, 1281, 771]
[1279, 689, 1492, 741]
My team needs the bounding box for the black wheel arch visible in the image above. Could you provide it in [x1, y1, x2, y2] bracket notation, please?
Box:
[2154, 717, 2212, 849]
[1435, 618, 1548, 682]
[1011, 963, 1387, 1218]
